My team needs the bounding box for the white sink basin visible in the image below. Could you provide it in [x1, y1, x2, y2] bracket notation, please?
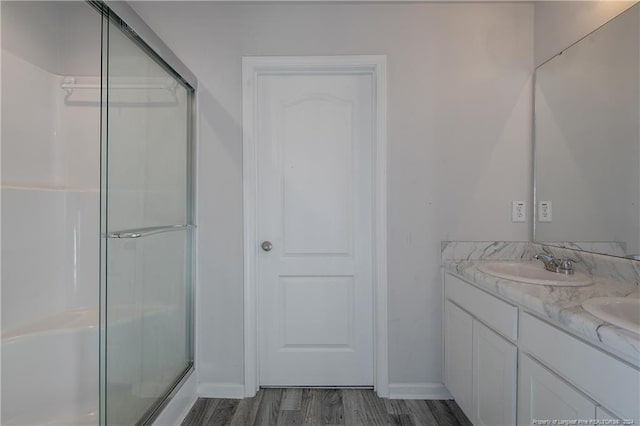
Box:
[582, 297, 640, 335]
[477, 261, 592, 287]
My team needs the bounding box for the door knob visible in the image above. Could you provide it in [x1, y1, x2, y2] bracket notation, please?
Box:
[261, 241, 273, 252]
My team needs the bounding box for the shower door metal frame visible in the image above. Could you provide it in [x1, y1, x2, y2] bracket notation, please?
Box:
[90, 1, 197, 425]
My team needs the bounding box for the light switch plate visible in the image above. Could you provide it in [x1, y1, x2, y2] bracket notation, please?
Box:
[512, 201, 526, 222]
[538, 201, 552, 222]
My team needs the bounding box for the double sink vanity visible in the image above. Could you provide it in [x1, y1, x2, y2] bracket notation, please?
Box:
[440, 5, 640, 426]
[442, 243, 640, 426]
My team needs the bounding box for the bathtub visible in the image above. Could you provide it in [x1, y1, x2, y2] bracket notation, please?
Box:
[1, 309, 99, 426]
[1, 305, 180, 425]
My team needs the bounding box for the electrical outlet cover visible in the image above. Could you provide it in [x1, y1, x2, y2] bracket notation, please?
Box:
[539, 201, 552, 222]
[512, 201, 526, 222]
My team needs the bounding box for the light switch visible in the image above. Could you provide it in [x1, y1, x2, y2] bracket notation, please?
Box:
[512, 201, 526, 222]
[538, 201, 552, 222]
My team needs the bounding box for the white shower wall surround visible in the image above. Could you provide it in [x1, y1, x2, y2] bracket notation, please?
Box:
[1, 48, 101, 333]
[1, 52, 100, 190]
[2, 320, 99, 425]
[1, 12, 101, 423]
[1, 188, 99, 331]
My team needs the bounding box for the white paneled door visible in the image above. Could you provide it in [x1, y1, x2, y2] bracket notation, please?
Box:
[256, 70, 375, 386]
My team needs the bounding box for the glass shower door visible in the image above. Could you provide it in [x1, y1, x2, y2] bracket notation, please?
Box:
[103, 16, 193, 426]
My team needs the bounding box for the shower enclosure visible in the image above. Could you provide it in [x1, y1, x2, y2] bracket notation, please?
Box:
[1, 2, 195, 425]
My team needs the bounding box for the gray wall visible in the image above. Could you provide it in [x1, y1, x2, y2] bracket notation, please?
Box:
[131, 1, 534, 393]
[1, 1, 101, 76]
[534, 1, 635, 66]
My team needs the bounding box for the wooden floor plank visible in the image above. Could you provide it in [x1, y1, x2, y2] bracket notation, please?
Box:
[181, 398, 219, 426]
[320, 389, 344, 425]
[343, 389, 392, 424]
[207, 399, 239, 426]
[404, 400, 438, 425]
[231, 390, 264, 426]
[389, 413, 415, 426]
[253, 389, 283, 426]
[341, 389, 369, 426]
[365, 389, 392, 426]
[445, 400, 473, 426]
[276, 410, 302, 426]
[181, 399, 208, 425]
[384, 399, 408, 416]
[280, 388, 303, 411]
[425, 400, 460, 426]
[183, 389, 467, 426]
[228, 397, 255, 426]
[300, 388, 321, 424]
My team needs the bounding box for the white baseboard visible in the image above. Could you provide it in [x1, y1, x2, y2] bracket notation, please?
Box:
[183, 381, 449, 403]
[198, 382, 246, 399]
[151, 372, 198, 426]
[388, 383, 453, 400]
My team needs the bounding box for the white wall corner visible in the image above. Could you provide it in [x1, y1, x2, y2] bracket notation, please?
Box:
[388, 383, 453, 400]
[198, 383, 246, 399]
[151, 373, 198, 426]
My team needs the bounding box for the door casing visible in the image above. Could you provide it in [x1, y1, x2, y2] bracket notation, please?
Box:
[242, 55, 388, 397]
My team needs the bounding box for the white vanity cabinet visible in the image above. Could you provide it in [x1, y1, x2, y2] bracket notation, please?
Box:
[444, 274, 517, 425]
[443, 271, 640, 426]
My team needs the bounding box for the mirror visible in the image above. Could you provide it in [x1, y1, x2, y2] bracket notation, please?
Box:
[534, 4, 640, 259]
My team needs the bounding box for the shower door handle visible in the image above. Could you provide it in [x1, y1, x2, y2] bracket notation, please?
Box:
[107, 224, 195, 239]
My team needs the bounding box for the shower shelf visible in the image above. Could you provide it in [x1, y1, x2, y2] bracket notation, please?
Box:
[106, 224, 195, 239]
[60, 76, 178, 96]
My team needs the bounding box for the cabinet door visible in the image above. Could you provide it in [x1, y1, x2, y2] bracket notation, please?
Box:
[472, 320, 517, 426]
[518, 354, 596, 426]
[444, 300, 473, 415]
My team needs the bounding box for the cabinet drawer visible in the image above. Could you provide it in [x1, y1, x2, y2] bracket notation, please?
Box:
[520, 312, 640, 421]
[445, 273, 518, 341]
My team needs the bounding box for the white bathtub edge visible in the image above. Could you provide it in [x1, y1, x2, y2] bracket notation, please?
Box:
[151, 371, 198, 426]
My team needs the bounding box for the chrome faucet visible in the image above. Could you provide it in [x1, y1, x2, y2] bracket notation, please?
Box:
[534, 253, 576, 275]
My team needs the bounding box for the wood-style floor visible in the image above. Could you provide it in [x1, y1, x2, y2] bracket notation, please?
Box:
[181, 388, 472, 426]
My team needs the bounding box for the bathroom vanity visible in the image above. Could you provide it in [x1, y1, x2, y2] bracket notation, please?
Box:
[442, 254, 639, 426]
[442, 5, 640, 425]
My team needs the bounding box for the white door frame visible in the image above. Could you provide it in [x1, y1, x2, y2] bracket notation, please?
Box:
[242, 55, 388, 397]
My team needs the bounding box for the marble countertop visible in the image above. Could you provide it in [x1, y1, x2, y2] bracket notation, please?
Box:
[444, 260, 640, 368]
